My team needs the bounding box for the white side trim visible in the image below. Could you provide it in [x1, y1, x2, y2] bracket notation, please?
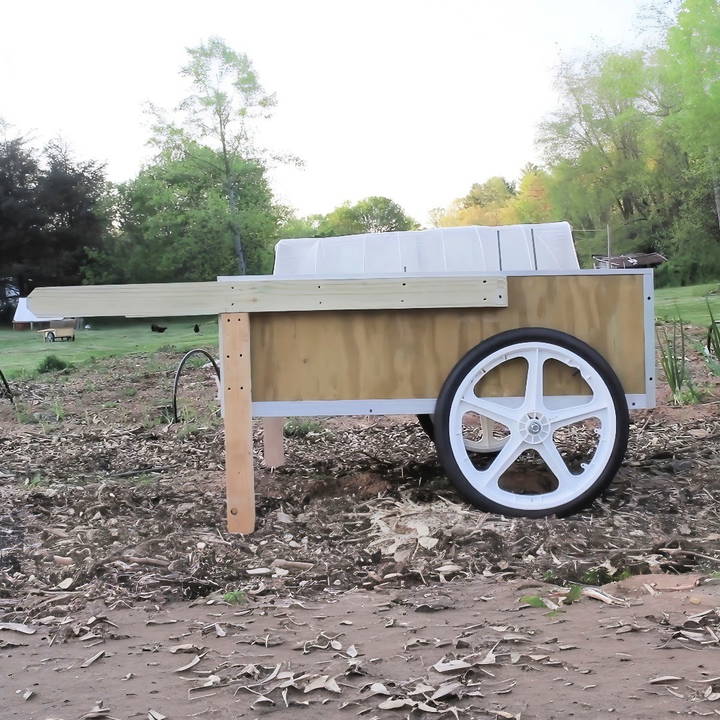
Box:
[252, 394, 651, 417]
[642, 270, 656, 409]
[253, 398, 437, 417]
[220, 268, 650, 282]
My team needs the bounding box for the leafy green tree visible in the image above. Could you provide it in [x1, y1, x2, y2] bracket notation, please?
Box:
[150, 37, 280, 274]
[317, 196, 418, 236]
[434, 176, 518, 227]
[85, 146, 278, 284]
[0, 132, 108, 295]
[461, 177, 515, 209]
[510, 164, 556, 223]
[277, 212, 324, 239]
[538, 48, 691, 260]
[352, 196, 419, 233]
[662, 0, 720, 228]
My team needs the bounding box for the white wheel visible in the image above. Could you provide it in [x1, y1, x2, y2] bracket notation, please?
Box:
[434, 328, 629, 517]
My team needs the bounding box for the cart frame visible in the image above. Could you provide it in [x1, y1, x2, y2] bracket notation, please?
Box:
[29, 268, 655, 533]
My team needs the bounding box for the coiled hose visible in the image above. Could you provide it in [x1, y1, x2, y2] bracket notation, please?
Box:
[171, 349, 220, 423]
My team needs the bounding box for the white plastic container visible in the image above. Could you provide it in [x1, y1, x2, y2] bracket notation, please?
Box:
[272, 222, 579, 276]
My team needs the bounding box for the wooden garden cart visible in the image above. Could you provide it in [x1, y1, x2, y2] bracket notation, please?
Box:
[37, 319, 76, 343]
[28, 222, 655, 534]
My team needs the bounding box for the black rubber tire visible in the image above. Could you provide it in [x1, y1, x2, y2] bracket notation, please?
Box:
[433, 327, 629, 518]
[416, 414, 435, 440]
[45, 331, 55, 343]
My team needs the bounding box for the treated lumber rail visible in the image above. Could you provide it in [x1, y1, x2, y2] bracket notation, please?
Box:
[27, 274, 508, 318]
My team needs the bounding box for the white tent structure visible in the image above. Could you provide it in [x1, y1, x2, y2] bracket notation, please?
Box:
[12, 298, 63, 329]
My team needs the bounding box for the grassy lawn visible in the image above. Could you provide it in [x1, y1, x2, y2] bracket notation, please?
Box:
[0, 317, 218, 378]
[655, 282, 720, 326]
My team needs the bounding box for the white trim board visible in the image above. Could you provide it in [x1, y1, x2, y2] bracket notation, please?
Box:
[252, 394, 652, 417]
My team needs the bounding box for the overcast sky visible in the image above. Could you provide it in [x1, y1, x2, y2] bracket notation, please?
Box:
[1, 0, 659, 225]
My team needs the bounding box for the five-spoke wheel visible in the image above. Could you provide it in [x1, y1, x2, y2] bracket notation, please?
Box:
[433, 328, 629, 517]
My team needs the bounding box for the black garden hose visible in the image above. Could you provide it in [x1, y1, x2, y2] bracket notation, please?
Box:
[0, 367, 13, 403]
[172, 349, 221, 423]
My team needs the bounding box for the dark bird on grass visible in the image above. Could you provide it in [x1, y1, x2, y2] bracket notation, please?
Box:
[151, 323, 167, 333]
[193, 324, 200, 333]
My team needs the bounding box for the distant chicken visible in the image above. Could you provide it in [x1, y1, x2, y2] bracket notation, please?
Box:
[193, 324, 200, 333]
[151, 323, 167, 333]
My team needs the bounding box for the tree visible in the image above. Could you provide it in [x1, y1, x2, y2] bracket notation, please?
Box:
[38, 141, 108, 284]
[85, 146, 278, 284]
[0, 132, 108, 295]
[538, 49, 688, 257]
[662, 0, 720, 228]
[0, 136, 43, 292]
[352, 196, 419, 233]
[317, 197, 418, 236]
[461, 177, 516, 209]
[512, 165, 556, 223]
[150, 37, 278, 274]
[277, 212, 324, 239]
[434, 176, 518, 227]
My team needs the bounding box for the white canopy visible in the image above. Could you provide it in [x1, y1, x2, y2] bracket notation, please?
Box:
[273, 222, 579, 276]
[12, 297, 63, 323]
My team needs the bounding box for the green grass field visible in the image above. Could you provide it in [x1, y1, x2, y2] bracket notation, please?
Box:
[0, 317, 218, 378]
[655, 282, 720, 326]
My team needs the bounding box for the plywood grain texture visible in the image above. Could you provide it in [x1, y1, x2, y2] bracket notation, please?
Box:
[27, 275, 507, 317]
[250, 274, 647, 401]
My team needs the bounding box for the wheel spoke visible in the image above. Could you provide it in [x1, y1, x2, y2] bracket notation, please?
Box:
[524, 348, 545, 409]
[460, 396, 518, 427]
[473, 435, 525, 489]
[537, 438, 570, 481]
[464, 416, 506, 452]
[550, 401, 608, 431]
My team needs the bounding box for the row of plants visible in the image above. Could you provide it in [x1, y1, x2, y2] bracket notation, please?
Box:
[657, 298, 720, 405]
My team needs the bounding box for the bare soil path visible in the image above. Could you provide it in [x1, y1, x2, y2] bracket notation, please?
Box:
[3, 577, 720, 719]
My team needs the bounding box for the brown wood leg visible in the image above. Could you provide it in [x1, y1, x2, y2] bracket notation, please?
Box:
[262, 417, 286, 468]
[220, 312, 255, 534]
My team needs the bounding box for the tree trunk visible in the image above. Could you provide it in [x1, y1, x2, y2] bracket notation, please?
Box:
[227, 183, 246, 275]
[709, 148, 720, 233]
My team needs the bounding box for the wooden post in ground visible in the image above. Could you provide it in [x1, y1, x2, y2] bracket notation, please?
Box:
[220, 312, 255, 534]
[262, 417, 286, 468]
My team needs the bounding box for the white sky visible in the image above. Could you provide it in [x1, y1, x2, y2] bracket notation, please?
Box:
[1, 0, 656, 225]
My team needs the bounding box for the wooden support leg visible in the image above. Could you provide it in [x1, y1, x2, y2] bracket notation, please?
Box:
[262, 417, 286, 468]
[220, 312, 255, 534]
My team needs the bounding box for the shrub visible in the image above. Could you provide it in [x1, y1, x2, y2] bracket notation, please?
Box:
[36, 355, 72, 374]
[283, 417, 324, 438]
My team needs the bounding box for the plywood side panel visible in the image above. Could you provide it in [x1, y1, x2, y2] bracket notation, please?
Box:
[250, 274, 647, 401]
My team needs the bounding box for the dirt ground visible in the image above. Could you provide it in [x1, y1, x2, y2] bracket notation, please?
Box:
[1, 345, 720, 719]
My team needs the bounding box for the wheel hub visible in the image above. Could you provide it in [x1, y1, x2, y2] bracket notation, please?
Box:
[519, 412, 550, 444]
